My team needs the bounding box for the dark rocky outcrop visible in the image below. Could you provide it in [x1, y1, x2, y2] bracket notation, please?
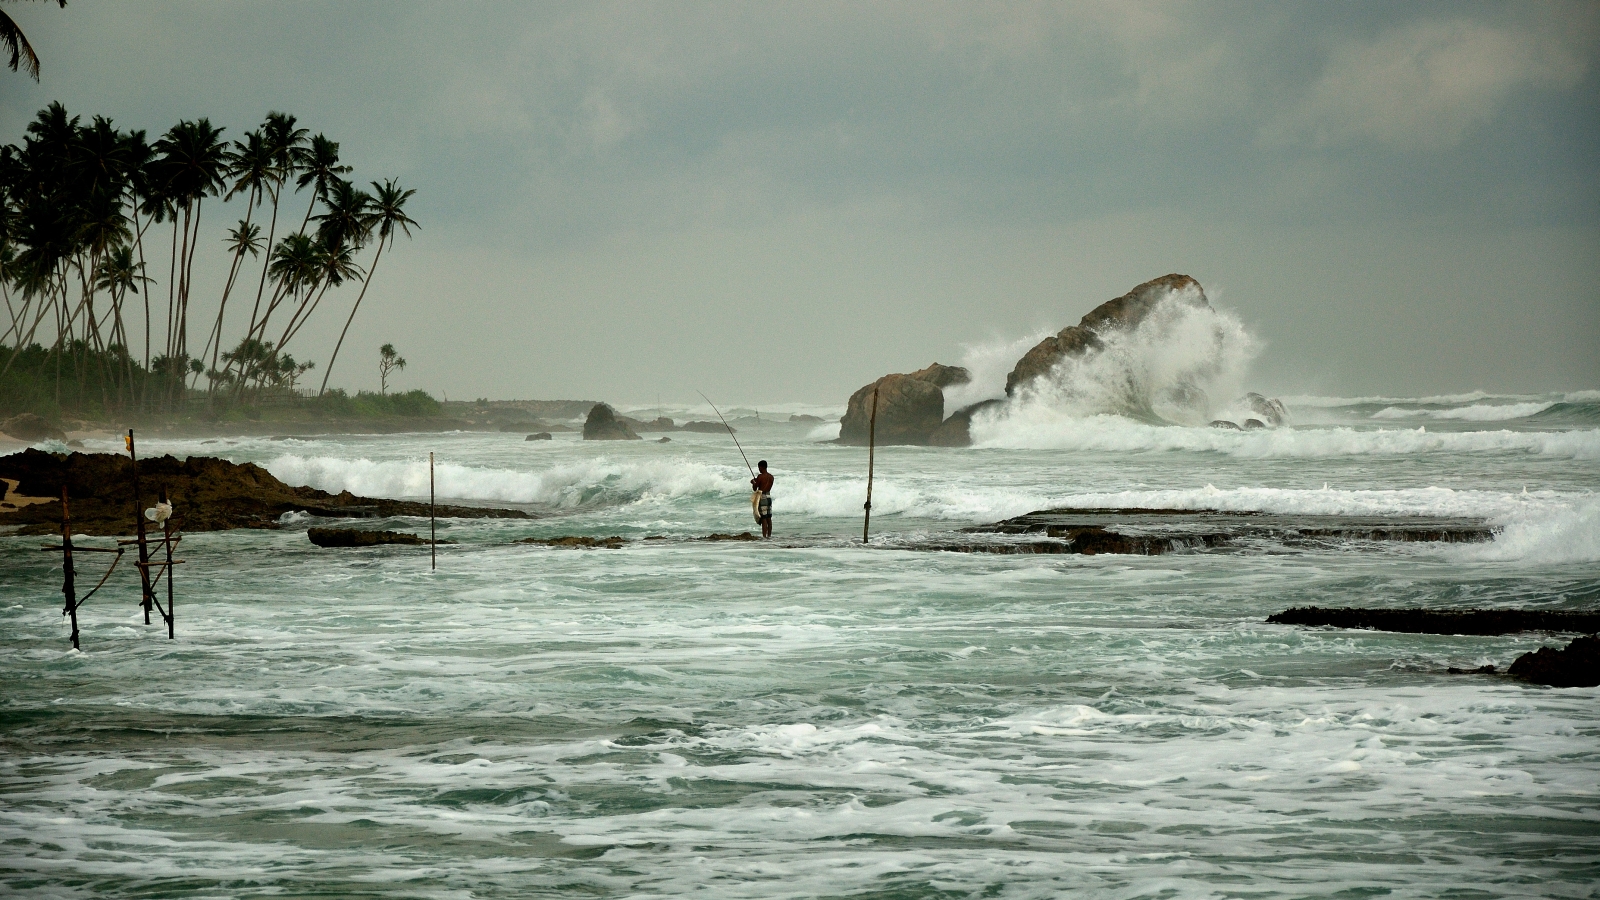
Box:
[1266, 607, 1600, 636]
[837, 363, 971, 446]
[582, 403, 642, 441]
[789, 414, 825, 424]
[1244, 392, 1288, 427]
[1, 413, 68, 443]
[1005, 274, 1207, 396]
[525, 432, 553, 441]
[308, 527, 433, 547]
[1209, 420, 1242, 430]
[626, 416, 678, 432]
[701, 531, 758, 541]
[679, 421, 730, 434]
[1508, 635, 1600, 687]
[0, 449, 529, 536]
[518, 535, 626, 549]
[656, 436, 671, 443]
[927, 399, 1002, 448]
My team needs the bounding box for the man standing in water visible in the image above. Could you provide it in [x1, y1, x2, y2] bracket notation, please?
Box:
[751, 460, 774, 538]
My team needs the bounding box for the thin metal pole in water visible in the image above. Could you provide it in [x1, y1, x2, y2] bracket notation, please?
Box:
[863, 385, 879, 544]
[430, 452, 436, 571]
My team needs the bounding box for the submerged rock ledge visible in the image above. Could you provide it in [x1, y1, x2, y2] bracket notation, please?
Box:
[1267, 607, 1600, 636]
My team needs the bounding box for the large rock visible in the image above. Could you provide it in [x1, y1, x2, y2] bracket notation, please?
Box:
[0, 448, 530, 536]
[1508, 634, 1600, 687]
[838, 363, 970, 446]
[927, 399, 1003, 447]
[582, 403, 642, 441]
[1005, 274, 1208, 396]
[1244, 392, 1288, 427]
[1, 413, 69, 443]
[308, 527, 428, 547]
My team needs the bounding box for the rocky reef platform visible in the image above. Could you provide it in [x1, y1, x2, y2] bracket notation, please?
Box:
[0, 449, 530, 536]
[919, 508, 1495, 555]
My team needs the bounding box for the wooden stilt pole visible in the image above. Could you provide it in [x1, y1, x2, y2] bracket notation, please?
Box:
[59, 487, 79, 651]
[163, 515, 175, 639]
[430, 452, 436, 571]
[863, 385, 879, 544]
[127, 430, 156, 625]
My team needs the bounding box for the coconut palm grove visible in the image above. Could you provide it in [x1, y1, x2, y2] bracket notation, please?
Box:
[0, 103, 420, 421]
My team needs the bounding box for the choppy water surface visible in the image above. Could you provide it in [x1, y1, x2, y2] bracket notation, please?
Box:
[3, 393, 1598, 898]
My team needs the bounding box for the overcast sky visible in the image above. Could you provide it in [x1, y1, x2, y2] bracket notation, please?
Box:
[4, 1, 1597, 405]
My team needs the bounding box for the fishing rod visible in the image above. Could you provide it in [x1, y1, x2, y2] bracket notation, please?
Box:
[698, 391, 755, 478]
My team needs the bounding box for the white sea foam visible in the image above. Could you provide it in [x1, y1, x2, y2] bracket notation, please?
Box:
[1453, 495, 1600, 565]
[265, 453, 737, 508]
[1370, 402, 1554, 421]
[970, 413, 1600, 459]
[941, 331, 1052, 414]
[1001, 289, 1258, 426]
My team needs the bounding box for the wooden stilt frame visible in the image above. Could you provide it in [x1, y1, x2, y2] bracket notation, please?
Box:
[119, 430, 183, 639]
[40, 488, 124, 651]
[126, 430, 156, 624]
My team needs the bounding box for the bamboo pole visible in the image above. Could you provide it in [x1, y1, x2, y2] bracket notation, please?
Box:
[430, 452, 436, 571]
[60, 487, 78, 651]
[163, 517, 175, 639]
[863, 385, 879, 544]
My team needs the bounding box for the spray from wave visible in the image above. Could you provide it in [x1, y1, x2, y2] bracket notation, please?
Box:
[969, 287, 1260, 445]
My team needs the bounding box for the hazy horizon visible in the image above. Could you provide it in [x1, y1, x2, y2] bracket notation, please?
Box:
[4, 1, 1597, 407]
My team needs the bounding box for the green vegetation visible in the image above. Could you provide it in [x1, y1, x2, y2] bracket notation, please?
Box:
[0, 102, 419, 423]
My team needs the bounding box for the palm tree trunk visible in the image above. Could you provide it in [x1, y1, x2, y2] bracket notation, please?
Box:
[319, 239, 386, 396]
[242, 182, 282, 355]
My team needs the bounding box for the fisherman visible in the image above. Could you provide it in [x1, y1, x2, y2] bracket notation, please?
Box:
[751, 460, 774, 538]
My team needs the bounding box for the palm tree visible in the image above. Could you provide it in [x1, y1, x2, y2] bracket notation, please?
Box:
[377, 342, 405, 395]
[197, 129, 273, 389]
[239, 112, 306, 354]
[2, 0, 66, 82]
[150, 118, 227, 384]
[293, 134, 349, 232]
[319, 178, 416, 396]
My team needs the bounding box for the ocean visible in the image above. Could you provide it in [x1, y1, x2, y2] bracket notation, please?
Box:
[3, 391, 1598, 898]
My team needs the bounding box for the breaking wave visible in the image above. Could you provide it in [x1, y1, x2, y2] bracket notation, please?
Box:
[968, 413, 1600, 459]
[265, 453, 738, 510]
[996, 287, 1258, 427]
[1370, 402, 1555, 421]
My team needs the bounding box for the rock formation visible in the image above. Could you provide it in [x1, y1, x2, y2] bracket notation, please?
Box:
[0, 448, 529, 536]
[0, 413, 68, 443]
[582, 403, 642, 441]
[837, 363, 970, 446]
[525, 432, 552, 441]
[1005, 274, 1208, 397]
[1244, 392, 1288, 427]
[308, 527, 432, 547]
[680, 421, 731, 433]
[1508, 634, 1599, 687]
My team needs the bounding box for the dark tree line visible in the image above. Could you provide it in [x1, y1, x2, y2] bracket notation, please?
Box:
[0, 102, 416, 416]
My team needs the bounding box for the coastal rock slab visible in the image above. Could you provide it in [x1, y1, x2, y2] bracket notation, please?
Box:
[582, 403, 642, 441]
[308, 527, 429, 547]
[0, 448, 529, 535]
